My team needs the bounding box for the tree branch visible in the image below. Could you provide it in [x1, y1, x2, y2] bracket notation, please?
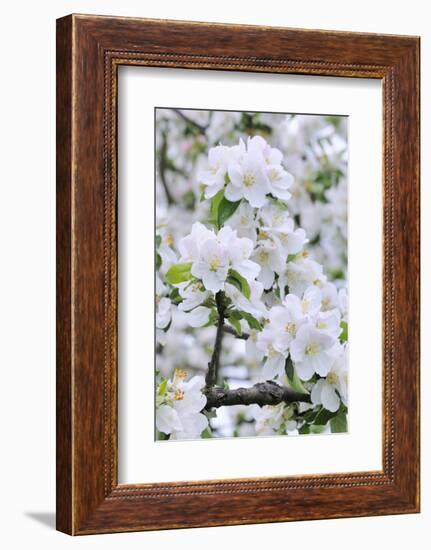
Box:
[204, 381, 310, 409]
[205, 291, 225, 388]
[172, 109, 208, 135]
[158, 130, 174, 206]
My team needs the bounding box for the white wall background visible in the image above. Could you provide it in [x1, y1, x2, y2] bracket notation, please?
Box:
[0, 1, 427, 548]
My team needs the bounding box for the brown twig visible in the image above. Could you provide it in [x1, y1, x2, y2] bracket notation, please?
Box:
[204, 381, 310, 409]
[205, 291, 225, 388]
[172, 108, 208, 135]
[158, 130, 174, 205]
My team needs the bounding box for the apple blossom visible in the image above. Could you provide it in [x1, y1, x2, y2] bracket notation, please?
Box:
[198, 144, 230, 199]
[155, 109, 349, 439]
[226, 154, 270, 207]
[290, 324, 336, 380]
[191, 237, 229, 292]
[252, 239, 285, 289]
[311, 344, 348, 412]
[156, 371, 208, 439]
[177, 280, 210, 312]
[225, 201, 257, 242]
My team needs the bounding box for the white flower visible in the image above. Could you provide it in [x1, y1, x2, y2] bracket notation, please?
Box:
[252, 403, 285, 435]
[156, 230, 178, 269]
[170, 412, 209, 440]
[156, 297, 172, 329]
[225, 201, 257, 242]
[251, 402, 297, 436]
[319, 282, 339, 311]
[315, 309, 341, 338]
[252, 239, 285, 289]
[282, 258, 325, 296]
[311, 344, 348, 412]
[156, 273, 172, 329]
[225, 280, 267, 319]
[226, 154, 269, 207]
[184, 305, 212, 328]
[290, 324, 336, 380]
[178, 222, 215, 263]
[177, 280, 210, 312]
[260, 203, 292, 231]
[273, 227, 307, 256]
[247, 135, 282, 165]
[256, 328, 287, 379]
[263, 299, 304, 354]
[300, 286, 322, 317]
[156, 404, 183, 434]
[247, 136, 294, 200]
[156, 373, 208, 439]
[191, 238, 229, 292]
[338, 287, 348, 321]
[198, 145, 230, 198]
[259, 205, 307, 256]
[266, 164, 293, 201]
[218, 226, 260, 282]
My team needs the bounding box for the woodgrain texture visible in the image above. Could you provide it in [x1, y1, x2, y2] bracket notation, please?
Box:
[56, 14, 420, 535]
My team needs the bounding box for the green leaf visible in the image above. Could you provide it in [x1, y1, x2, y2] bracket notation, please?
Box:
[301, 407, 322, 424]
[329, 268, 345, 280]
[155, 235, 162, 248]
[202, 309, 218, 328]
[285, 357, 309, 395]
[267, 194, 289, 210]
[309, 424, 327, 434]
[284, 356, 294, 381]
[239, 311, 262, 331]
[156, 253, 162, 271]
[313, 407, 339, 426]
[228, 314, 242, 336]
[165, 262, 193, 285]
[169, 287, 182, 305]
[156, 378, 168, 407]
[201, 428, 214, 439]
[156, 430, 170, 441]
[209, 189, 225, 228]
[157, 378, 168, 397]
[330, 412, 348, 433]
[340, 321, 348, 343]
[209, 189, 241, 228]
[227, 269, 251, 299]
[217, 197, 241, 227]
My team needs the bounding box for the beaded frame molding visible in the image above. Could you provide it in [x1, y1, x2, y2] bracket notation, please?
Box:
[56, 14, 420, 535]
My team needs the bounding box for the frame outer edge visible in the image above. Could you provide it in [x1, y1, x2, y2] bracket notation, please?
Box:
[56, 14, 74, 535]
[57, 14, 421, 535]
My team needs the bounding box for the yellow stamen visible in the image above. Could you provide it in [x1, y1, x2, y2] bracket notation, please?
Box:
[326, 372, 338, 385]
[243, 173, 255, 187]
[209, 258, 220, 272]
[285, 322, 296, 335]
[305, 342, 320, 356]
[173, 389, 185, 401]
[173, 368, 187, 382]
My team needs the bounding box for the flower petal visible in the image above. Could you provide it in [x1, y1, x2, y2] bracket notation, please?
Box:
[185, 306, 211, 328]
[321, 383, 340, 412]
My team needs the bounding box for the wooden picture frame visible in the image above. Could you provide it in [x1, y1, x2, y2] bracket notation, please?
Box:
[56, 14, 420, 535]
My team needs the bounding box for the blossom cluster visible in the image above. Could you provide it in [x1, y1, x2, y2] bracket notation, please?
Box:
[155, 109, 348, 440]
[156, 369, 208, 440]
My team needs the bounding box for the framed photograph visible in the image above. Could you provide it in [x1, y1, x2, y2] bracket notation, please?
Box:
[56, 14, 420, 535]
